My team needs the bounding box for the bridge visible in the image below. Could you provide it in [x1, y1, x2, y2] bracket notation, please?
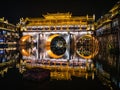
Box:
[18, 13, 99, 61]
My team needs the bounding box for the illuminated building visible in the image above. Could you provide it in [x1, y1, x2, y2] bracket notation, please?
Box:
[0, 17, 19, 48]
[0, 17, 20, 77]
[95, 1, 120, 89]
[95, 1, 120, 54]
[0, 49, 20, 77]
[18, 12, 99, 61]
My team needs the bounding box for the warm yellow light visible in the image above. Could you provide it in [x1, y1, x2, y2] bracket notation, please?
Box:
[20, 35, 31, 42]
[76, 34, 99, 59]
[46, 34, 64, 58]
[47, 50, 63, 58]
[21, 49, 30, 56]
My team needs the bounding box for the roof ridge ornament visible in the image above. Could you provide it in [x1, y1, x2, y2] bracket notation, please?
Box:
[43, 12, 72, 19]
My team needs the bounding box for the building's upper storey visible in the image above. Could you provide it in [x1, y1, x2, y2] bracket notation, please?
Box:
[0, 17, 17, 32]
[109, 1, 120, 18]
[95, 1, 120, 30]
[19, 12, 95, 31]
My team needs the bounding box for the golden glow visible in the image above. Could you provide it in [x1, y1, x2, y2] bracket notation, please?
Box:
[47, 50, 63, 58]
[25, 61, 95, 80]
[47, 34, 59, 42]
[20, 35, 31, 42]
[96, 19, 112, 29]
[43, 12, 72, 19]
[0, 68, 8, 77]
[50, 71, 71, 80]
[46, 34, 64, 58]
[21, 49, 30, 56]
[76, 34, 99, 59]
[23, 13, 95, 31]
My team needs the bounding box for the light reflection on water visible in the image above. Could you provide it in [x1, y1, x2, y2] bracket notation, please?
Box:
[0, 47, 119, 90]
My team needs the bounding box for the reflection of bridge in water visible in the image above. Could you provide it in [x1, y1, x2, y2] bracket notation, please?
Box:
[20, 59, 95, 80]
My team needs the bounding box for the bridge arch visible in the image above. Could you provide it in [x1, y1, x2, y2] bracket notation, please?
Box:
[19, 35, 32, 45]
[76, 34, 99, 59]
[46, 34, 67, 59]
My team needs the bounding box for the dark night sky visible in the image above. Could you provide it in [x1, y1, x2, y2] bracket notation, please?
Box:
[0, 0, 119, 24]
